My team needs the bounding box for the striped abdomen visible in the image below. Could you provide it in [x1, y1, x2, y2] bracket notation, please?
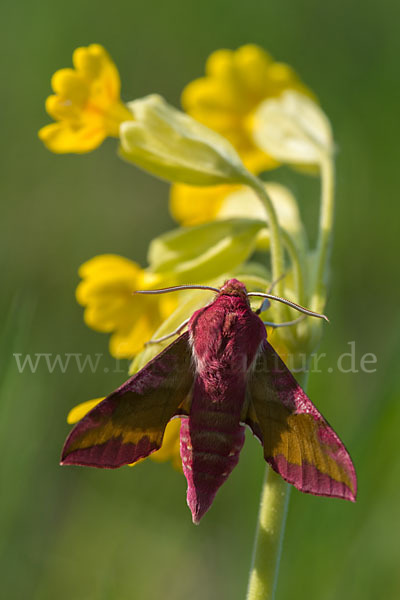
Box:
[182, 289, 267, 522]
[180, 375, 247, 524]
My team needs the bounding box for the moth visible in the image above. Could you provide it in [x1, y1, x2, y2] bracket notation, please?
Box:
[61, 279, 357, 523]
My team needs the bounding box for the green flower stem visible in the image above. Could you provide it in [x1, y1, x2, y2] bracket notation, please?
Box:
[281, 231, 305, 307]
[246, 470, 291, 600]
[246, 372, 308, 600]
[244, 175, 285, 308]
[312, 155, 335, 313]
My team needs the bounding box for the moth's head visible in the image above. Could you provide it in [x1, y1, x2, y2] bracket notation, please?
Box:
[219, 279, 248, 300]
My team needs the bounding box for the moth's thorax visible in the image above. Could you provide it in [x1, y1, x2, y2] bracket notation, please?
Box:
[188, 287, 266, 378]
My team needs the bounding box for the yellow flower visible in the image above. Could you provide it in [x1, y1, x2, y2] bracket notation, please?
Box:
[148, 418, 182, 471]
[39, 44, 133, 153]
[170, 183, 242, 226]
[76, 254, 176, 359]
[67, 399, 182, 471]
[253, 91, 333, 166]
[182, 44, 312, 173]
[67, 398, 105, 424]
[169, 181, 307, 254]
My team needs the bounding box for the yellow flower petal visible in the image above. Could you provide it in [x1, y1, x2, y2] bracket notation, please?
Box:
[76, 254, 174, 359]
[182, 44, 313, 174]
[109, 312, 155, 358]
[39, 44, 133, 154]
[67, 397, 104, 424]
[169, 182, 240, 226]
[159, 293, 179, 321]
[38, 122, 106, 154]
[51, 68, 89, 106]
[253, 91, 333, 165]
[78, 253, 140, 280]
[76, 255, 143, 333]
[73, 44, 120, 94]
[45, 94, 82, 122]
[169, 181, 307, 255]
[150, 418, 182, 471]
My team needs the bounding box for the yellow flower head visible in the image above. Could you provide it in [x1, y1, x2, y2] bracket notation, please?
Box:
[39, 44, 133, 153]
[182, 44, 312, 173]
[76, 254, 176, 359]
[67, 399, 182, 471]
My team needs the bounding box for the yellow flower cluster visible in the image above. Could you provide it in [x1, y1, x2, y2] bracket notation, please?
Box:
[182, 44, 311, 174]
[39, 44, 132, 153]
[41, 43, 314, 471]
[76, 254, 176, 359]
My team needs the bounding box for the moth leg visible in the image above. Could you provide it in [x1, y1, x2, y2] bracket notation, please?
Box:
[145, 318, 190, 345]
[263, 315, 306, 328]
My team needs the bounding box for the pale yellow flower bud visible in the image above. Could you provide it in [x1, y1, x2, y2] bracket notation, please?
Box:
[252, 91, 333, 165]
[119, 94, 249, 185]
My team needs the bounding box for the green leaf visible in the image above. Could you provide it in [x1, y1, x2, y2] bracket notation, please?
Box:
[147, 218, 265, 284]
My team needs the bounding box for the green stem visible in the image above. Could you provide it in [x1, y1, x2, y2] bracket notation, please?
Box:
[245, 372, 308, 600]
[279, 231, 307, 348]
[244, 174, 285, 301]
[312, 155, 335, 313]
[246, 470, 291, 600]
[281, 231, 305, 307]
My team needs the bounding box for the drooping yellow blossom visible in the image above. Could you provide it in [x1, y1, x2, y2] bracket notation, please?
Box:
[120, 94, 249, 186]
[182, 44, 312, 173]
[76, 254, 177, 359]
[170, 183, 242, 226]
[67, 399, 182, 471]
[253, 91, 333, 166]
[39, 44, 133, 153]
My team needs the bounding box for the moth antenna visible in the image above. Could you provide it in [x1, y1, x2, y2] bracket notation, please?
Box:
[134, 285, 220, 296]
[247, 292, 329, 322]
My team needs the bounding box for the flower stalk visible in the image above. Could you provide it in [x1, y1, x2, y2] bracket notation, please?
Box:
[312, 155, 335, 314]
[246, 372, 308, 600]
[244, 175, 285, 298]
[245, 102, 335, 599]
[246, 471, 291, 600]
[281, 230, 305, 307]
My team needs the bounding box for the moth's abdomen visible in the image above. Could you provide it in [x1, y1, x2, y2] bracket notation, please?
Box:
[180, 406, 245, 524]
[182, 290, 266, 522]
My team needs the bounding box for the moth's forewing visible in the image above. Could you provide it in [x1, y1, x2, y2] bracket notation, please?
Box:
[61, 332, 194, 468]
[247, 341, 357, 501]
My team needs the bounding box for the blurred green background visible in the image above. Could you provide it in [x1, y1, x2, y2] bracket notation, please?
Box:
[1, 0, 399, 598]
